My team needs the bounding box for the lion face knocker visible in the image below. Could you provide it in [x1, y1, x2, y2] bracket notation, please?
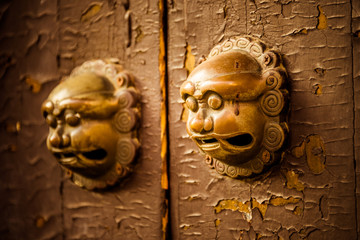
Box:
[42, 59, 140, 190]
[180, 36, 288, 178]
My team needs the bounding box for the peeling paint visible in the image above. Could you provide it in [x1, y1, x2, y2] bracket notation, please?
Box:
[214, 199, 251, 214]
[291, 135, 326, 174]
[35, 216, 45, 228]
[135, 26, 144, 43]
[269, 196, 301, 206]
[25, 76, 41, 93]
[305, 135, 326, 174]
[214, 199, 252, 221]
[285, 170, 305, 192]
[80, 3, 103, 22]
[293, 206, 303, 216]
[214, 218, 221, 227]
[314, 67, 326, 77]
[251, 198, 267, 218]
[180, 224, 192, 230]
[316, 6, 327, 30]
[184, 43, 195, 76]
[313, 83, 322, 96]
[292, 141, 306, 158]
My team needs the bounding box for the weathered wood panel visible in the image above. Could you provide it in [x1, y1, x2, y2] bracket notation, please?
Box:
[352, 0, 360, 236]
[58, 0, 164, 239]
[0, 1, 63, 239]
[168, 0, 357, 239]
[0, 0, 164, 239]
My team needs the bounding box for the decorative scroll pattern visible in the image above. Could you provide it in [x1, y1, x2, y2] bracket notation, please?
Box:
[208, 36, 280, 72]
[261, 90, 284, 117]
[114, 109, 137, 133]
[263, 123, 285, 152]
[116, 139, 137, 165]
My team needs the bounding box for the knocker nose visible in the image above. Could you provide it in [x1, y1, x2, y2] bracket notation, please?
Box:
[190, 111, 213, 133]
[49, 132, 70, 148]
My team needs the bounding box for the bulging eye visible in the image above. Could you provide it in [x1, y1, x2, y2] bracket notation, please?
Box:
[186, 96, 198, 112]
[208, 93, 222, 110]
[65, 112, 80, 126]
[46, 115, 57, 128]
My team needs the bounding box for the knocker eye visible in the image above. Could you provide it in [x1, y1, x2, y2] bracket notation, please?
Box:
[46, 114, 57, 128]
[186, 96, 198, 112]
[65, 111, 80, 126]
[208, 93, 222, 110]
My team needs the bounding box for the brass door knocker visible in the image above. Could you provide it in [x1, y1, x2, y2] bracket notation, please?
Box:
[42, 59, 140, 190]
[180, 36, 289, 178]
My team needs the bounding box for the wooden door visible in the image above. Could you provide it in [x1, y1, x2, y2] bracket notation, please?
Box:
[0, 0, 166, 239]
[0, 0, 359, 239]
[167, 0, 360, 239]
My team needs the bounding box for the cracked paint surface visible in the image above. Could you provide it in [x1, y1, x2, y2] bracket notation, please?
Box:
[0, 0, 358, 239]
[168, 0, 357, 239]
[0, 0, 164, 239]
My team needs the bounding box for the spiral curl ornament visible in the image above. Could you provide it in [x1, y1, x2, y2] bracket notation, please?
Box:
[117, 90, 135, 109]
[264, 70, 282, 90]
[237, 167, 252, 177]
[262, 51, 279, 68]
[251, 158, 264, 174]
[250, 43, 264, 57]
[114, 109, 136, 133]
[205, 155, 213, 166]
[263, 123, 284, 152]
[235, 38, 250, 48]
[215, 160, 226, 174]
[226, 165, 238, 178]
[222, 40, 234, 52]
[116, 139, 136, 165]
[116, 72, 131, 87]
[261, 90, 284, 117]
[209, 46, 221, 57]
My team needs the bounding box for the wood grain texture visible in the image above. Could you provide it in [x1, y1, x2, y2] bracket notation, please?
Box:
[168, 0, 357, 239]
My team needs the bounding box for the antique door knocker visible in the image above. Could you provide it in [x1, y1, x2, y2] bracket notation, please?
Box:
[180, 36, 289, 178]
[42, 59, 140, 190]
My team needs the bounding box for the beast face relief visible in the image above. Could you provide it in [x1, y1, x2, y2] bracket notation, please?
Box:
[180, 36, 288, 178]
[42, 59, 140, 190]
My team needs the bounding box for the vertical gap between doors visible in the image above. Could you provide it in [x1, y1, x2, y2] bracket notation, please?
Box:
[159, 0, 171, 239]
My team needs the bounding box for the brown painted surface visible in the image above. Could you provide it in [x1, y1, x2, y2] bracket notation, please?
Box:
[0, 1, 62, 239]
[0, 0, 359, 239]
[353, 0, 360, 236]
[0, 0, 164, 239]
[168, 0, 358, 239]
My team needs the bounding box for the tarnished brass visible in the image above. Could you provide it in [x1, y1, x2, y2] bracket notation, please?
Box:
[42, 59, 140, 190]
[180, 36, 288, 178]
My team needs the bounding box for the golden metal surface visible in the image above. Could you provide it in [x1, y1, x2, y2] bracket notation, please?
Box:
[180, 36, 288, 178]
[42, 59, 140, 190]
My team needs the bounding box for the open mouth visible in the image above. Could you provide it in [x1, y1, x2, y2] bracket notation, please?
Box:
[53, 148, 108, 161]
[81, 149, 107, 160]
[198, 138, 218, 144]
[224, 133, 253, 147]
[195, 133, 254, 149]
